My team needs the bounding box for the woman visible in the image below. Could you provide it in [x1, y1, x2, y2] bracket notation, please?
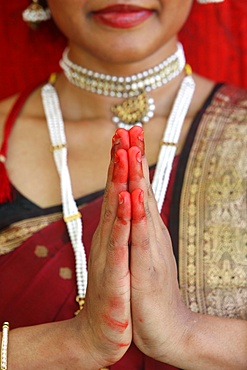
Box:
[0, 0, 246, 369]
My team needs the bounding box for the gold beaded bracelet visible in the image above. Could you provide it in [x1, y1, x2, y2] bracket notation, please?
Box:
[0, 322, 9, 370]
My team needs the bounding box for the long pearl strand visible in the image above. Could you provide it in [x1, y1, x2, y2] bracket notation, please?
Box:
[41, 85, 87, 312]
[152, 66, 195, 212]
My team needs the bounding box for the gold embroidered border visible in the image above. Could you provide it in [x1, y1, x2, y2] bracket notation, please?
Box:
[0, 212, 62, 255]
[179, 87, 247, 319]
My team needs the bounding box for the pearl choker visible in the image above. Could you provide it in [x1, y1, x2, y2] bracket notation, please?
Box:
[59, 43, 186, 129]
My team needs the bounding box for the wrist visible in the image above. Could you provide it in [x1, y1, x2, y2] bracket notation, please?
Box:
[7, 319, 103, 370]
[160, 310, 247, 370]
[151, 302, 195, 366]
[76, 310, 131, 369]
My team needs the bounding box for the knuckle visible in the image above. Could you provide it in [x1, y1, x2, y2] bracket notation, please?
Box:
[147, 183, 154, 197]
[116, 215, 128, 226]
[108, 238, 116, 251]
[132, 236, 150, 251]
[103, 186, 110, 203]
[104, 206, 114, 223]
[144, 205, 152, 222]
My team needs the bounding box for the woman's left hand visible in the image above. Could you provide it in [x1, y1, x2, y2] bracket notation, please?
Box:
[126, 126, 247, 370]
[127, 126, 191, 364]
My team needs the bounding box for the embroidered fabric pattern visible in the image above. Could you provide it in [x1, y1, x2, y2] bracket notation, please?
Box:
[0, 213, 62, 255]
[179, 86, 247, 319]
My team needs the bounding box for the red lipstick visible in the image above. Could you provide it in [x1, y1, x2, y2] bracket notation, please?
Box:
[92, 4, 154, 29]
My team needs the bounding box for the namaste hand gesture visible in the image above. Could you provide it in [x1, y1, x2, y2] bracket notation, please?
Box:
[77, 126, 189, 368]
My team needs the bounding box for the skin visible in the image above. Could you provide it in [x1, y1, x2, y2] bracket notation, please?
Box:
[46, 0, 193, 66]
[0, 0, 246, 369]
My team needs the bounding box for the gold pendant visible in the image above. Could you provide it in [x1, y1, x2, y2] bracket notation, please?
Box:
[74, 296, 85, 316]
[111, 91, 155, 128]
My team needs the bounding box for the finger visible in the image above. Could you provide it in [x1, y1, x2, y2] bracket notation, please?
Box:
[105, 128, 130, 197]
[100, 128, 129, 227]
[130, 187, 172, 290]
[98, 148, 129, 241]
[128, 146, 151, 199]
[128, 139, 163, 224]
[128, 146, 165, 250]
[84, 191, 132, 360]
[92, 130, 129, 262]
[101, 191, 131, 345]
[129, 126, 145, 155]
[128, 146, 157, 262]
[111, 128, 130, 162]
[102, 191, 131, 345]
[130, 188, 155, 283]
[128, 127, 151, 191]
[106, 191, 131, 284]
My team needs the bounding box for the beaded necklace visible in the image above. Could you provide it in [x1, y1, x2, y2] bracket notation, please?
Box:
[41, 47, 195, 314]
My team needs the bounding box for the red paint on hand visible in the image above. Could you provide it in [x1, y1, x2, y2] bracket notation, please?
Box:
[129, 126, 145, 155]
[131, 188, 145, 222]
[103, 313, 129, 333]
[128, 146, 143, 181]
[109, 297, 126, 311]
[101, 331, 130, 348]
[111, 128, 130, 158]
[117, 191, 131, 225]
[117, 342, 130, 347]
[112, 245, 128, 264]
[112, 149, 128, 184]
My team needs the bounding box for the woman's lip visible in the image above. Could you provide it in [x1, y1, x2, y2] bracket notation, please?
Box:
[92, 5, 154, 29]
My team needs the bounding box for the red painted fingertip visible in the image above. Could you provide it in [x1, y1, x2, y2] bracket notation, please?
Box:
[128, 146, 142, 161]
[138, 189, 144, 203]
[118, 193, 124, 205]
[136, 150, 142, 163]
[128, 146, 143, 181]
[118, 191, 131, 221]
[129, 126, 145, 155]
[113, 149, 128, 184]
[115, 128, 130, 148]
[131, 188, 145, 221]
[111, 128, 130, 158]
[131, 188, 144, 204]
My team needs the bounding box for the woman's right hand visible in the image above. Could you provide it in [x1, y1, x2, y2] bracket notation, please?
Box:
[76, 128, 132, 368]
[6, 130, 131, 370]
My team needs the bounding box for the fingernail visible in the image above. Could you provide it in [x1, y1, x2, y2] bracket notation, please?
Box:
[119, 193, 124, 205]
[114, 152, 120, 164]
[136, 150, 142, 163]
[112, 132, 120, 145]
[111, 134, 120, 158]
[137, 130, 144, 142]
[139, 190, 144, 203]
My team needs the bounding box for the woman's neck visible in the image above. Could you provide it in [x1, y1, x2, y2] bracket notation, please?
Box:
[54, 37, 186, 123]
[67, 37, 179, 78]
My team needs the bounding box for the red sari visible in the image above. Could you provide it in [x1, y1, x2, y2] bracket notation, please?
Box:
[1, 82, 247, 369]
